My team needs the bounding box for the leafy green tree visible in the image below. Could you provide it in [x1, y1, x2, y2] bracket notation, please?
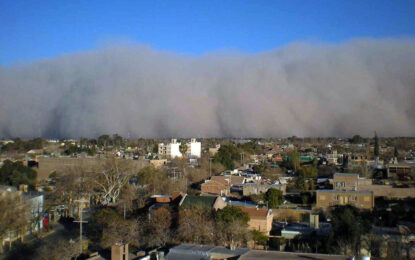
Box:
[298, 166, 318, 179]
[98, 134, 111, 148]
[350, 135, 363, 144]
[264, 188, 283, 208]
[216, 206, 249, 225]
[252, 163, 267, 174]
[179, 141, 188, 158]
[152, 144, 159, 154]
[286, 149, 300, 172]
[216, 206, 250, 247]
[0, 160, 37, 188]
[329, 205, 371, 255]
[214, 144, 240, 170]
[112, 134, 124, 148]
[1, 138, 44, 153]
[250, 230, 268, 247]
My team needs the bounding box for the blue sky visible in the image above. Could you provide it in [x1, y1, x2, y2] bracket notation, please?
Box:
[1, 0, 415, 65]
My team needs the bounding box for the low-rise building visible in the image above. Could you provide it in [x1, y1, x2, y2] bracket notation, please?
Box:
[316, 190, 374, 210]
[149, 159, 167, 168]
[179, 194, 226, 211]
[201, 179, 230, 196]
[386, 163, 413, 179]
[240, 207, 273, 235]
[333, 173, 358, 191]
[242, 183, 285, 196]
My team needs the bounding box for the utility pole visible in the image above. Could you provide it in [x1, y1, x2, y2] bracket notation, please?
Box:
[74, 199, 88, 255]
[209, 158, 213, 177]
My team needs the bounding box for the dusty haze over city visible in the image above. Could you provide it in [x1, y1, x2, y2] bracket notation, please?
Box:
[1, 38, 415, 138]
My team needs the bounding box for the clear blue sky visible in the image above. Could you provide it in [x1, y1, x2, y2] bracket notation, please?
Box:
[1, 0, 415, 65]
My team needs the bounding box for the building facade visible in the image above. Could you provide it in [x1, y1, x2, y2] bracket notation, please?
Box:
[333, 173, 359, 191]
[316, 190, 374, 209]
[242, 183, 285, 196]
[240, 207, 274, 235]
[158, 138, 201, 158]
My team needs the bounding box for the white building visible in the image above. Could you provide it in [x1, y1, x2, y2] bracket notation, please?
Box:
[158, 139, 182, 158]
[187, 138, 201, 158]
[158, 138, 201, 158]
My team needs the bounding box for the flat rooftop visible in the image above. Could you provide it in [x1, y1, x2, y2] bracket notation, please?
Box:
[239, 250, 349, 260]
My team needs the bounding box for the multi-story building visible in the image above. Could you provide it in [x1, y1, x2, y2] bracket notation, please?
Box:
[316, 172, 375, 210]
[333, 173, 359, 191]
[316, 190, 374, 209]
[186, 138, 201, 158]
[158, 139, 182, 158]
[158, 138, 201, 158]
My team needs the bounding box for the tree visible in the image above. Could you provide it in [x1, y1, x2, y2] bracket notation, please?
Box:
[37, 239, 80, 260]
[252, 163, 267, 174]
[286, 149, 300, 172]
[179, 141, 188, 158]
[0, 195, 28, 251]
[329, 205, 371, 255]
[177, 207, 216, 244]
[250, 230, 268, 248]
[214, 144, 240, 170]
[216, 206, 250, 247]
[0, 160, 37, 188]
[138, 207, 172, 248]
[92, 159, 134, 205]
[264, 188, 283, 208]
[98, 134, 111, 148]
[394, 146, 399, 158]
[112, 134, 124, 148]
[298, 166, 318, 179]
[350, 135, 363, 144]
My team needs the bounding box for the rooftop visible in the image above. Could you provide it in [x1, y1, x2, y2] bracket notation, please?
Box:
[240, 207, 271, 219]
[166, 244, 249, 260]
[334, 173, 358, 177]
[179, 195, 219, 209]
[316, 189, 373, 194]
[239, 250, 349, 260]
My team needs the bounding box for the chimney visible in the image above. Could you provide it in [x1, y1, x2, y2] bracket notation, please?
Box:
[111, 243, 128, 260]
[310, 214, 319, 229]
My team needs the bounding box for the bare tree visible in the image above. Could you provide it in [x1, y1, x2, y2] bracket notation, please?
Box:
[92, 158, 134, 205]
[36, 239, 80, 260]
[0, 194, 28, 252]
[177, 208, 216, 244]
[100, 218, 139, 248]
[138, 207, 172, 248]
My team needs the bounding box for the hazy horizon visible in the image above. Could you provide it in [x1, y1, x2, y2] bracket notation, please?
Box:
[1, 38, 415, 139]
